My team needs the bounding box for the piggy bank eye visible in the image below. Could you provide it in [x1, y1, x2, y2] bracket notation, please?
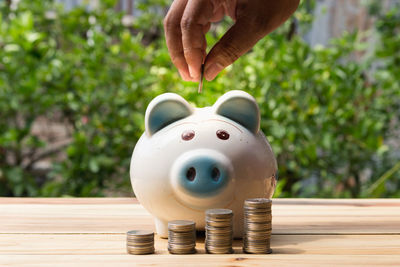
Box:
[182, 130, 195, 141]
[216, 130, 229, 140]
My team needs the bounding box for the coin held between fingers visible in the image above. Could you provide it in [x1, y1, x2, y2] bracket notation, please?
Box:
[198, 64, 205, 93]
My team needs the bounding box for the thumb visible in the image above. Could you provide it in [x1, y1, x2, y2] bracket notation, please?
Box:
[204, 19, 265, 81]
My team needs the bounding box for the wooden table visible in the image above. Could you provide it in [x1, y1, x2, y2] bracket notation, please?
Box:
[0, 198, 399, 266]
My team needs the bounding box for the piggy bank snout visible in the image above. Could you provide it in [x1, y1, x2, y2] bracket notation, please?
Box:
[170, 149, 234, 206]
[177, 155, 229, 197]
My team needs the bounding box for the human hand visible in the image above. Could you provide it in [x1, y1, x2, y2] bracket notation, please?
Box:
[164, 0, 300, 81]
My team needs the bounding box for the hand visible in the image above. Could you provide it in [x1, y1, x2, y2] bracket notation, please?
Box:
[164, 0, 300, 81]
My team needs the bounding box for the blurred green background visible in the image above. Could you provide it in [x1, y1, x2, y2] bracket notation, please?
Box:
[0, 0, 399, 198]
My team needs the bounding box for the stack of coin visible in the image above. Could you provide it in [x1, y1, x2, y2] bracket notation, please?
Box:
[126, 230, 154, 255]
[243, 198, 272, 254]
[205, 209, 233, 254]
[168, 220, 196, 254]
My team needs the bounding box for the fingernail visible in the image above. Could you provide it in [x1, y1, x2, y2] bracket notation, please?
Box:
[205, 63, 223, 81]
[188, 65, 199, 80]
[179, 69, 191, 81]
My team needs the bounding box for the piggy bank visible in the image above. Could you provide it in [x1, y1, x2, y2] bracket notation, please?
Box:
[130, 90, 277, 238]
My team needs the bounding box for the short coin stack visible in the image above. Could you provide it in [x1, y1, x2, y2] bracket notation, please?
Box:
[168, 220, 196, 254]
[243, 198, 272, 254]
[205, 209, 234, 254]
[126, 230, 154, 255]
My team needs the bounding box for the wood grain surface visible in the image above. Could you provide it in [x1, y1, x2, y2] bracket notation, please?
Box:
[0, 198, 399, 266]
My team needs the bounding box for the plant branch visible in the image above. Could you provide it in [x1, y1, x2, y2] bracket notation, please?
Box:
[366, 160, 400, 196]
[23, 139, 72, 170]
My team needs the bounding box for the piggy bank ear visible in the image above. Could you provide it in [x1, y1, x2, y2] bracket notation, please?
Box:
[145, 93, 193, 136]
[213, 90, 260, 134]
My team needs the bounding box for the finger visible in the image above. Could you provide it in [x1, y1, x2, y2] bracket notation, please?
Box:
[210, 5, 225, 22]
[203, 22, 211, 34]
[202, 23, 210, 61]
[224, 0, 237, 21]
[204, 20, 265, 81]
[164, 0, 192, 81]
[181, 0, 214, 80]
[205, 0, 300, 81]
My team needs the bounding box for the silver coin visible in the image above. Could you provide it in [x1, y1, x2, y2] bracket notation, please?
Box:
[206, 247, 234, 254]
[206, 209, 233, 217]
[127, 247, 155, 255]
[126, 230, 155, 255]
[205, 209, 233, 254]
[198, 64, 204, 93]
[168, 248, 196, 254]
[168, 220, 196, 231]
[243, 198, 273, 254]
[167, 220, 196, 254]
[126, 242, 154, 247]
[244, 198, 272, 208]
[127, 230, 154, 237]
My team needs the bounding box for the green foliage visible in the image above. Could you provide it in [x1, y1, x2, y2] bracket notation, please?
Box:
[363, 2, 400, 197]
[0, 0, 399, 197]
[0, 0, 157, 196]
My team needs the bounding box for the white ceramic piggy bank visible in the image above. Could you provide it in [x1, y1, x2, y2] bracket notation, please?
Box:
[130, 90, 277, 238]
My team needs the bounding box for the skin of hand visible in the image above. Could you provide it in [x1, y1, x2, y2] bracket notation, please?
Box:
[164, 0, 300, 82]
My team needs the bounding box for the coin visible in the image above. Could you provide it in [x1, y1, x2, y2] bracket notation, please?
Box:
[243, 198, 273, 254]
[244, 198, 272, 208]
[127, 230, 154, 237]
[126, 230, 154, 255]
[205, 208, 233, 254]
[206, 209, 233, 219]
[198, 64, 204, 93]
[168, 220, 196, 232]
[168, 220, 196, 254]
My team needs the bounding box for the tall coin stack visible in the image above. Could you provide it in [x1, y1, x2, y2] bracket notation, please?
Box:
[243, 198, 272, 254]
[168, 220, 196, 254]
[126, 230, 154, 255]
[205, 209, 234, 254]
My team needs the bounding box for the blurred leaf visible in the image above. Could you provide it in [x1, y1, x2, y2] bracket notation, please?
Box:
[0, 0, 399, 198]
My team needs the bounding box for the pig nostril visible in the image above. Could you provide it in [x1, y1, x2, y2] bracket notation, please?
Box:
[211, 167, 220, 182]
[186, 167, 196, 181]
